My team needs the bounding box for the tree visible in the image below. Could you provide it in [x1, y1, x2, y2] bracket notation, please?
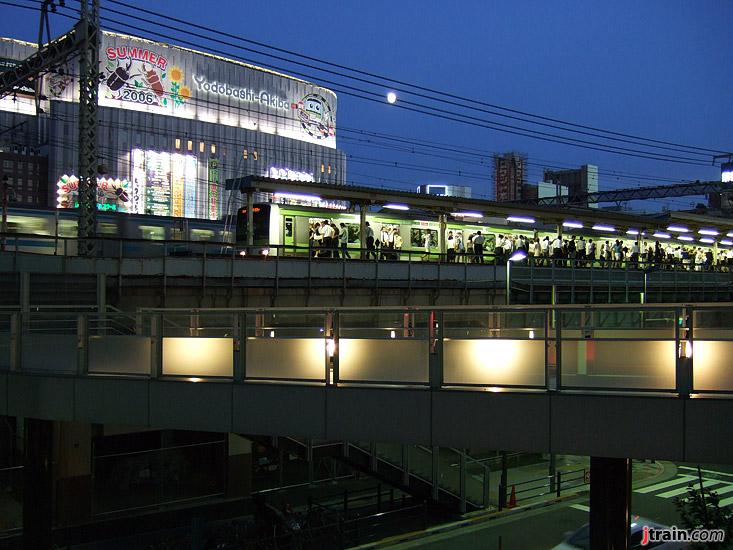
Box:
[673, 467, 733, 550]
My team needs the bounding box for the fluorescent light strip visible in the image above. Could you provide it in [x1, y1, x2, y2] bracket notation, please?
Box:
[667, 225, 689, 233]
[452, 211, 483, 218]
[626, 229, 639, 235]
[592, 224, 615, 232]
[653, 232, 671, 239]
[700, 238, 716, 244]
[507, 216, 535, 224]
[699, 229, 719, 236]
[274, 192, 321, 201]
[563, 221, 583, 229]
[678, 236, 694, 242]
[384, 204, 409, 210]
[721, 240, 733, 246]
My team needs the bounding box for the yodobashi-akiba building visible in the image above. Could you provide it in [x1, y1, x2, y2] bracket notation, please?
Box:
[0, 33, 346, 219]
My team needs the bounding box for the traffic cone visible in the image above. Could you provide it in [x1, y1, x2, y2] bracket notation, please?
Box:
[507, 485, 517, 508]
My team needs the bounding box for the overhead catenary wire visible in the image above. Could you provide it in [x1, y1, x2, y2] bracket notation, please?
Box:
[0, 0, 725, 212]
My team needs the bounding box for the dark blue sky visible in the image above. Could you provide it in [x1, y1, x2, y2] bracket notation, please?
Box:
[2, 0, 731, 210]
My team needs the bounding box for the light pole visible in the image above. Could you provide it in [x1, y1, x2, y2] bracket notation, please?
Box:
[506, 250, 527, 305]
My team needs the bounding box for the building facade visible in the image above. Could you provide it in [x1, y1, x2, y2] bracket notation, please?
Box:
[493, 152, 526, 202]
[543, 164, 598, 208]
[0, 34, 346, 219]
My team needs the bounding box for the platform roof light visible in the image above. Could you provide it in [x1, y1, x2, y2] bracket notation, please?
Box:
[384, 203, 409, 210]
[678, 236, 694, 242]
[563, 221, 583, 229]
[653, 232, 671, 239]
[721, 239, 733, 246]
[700, 237, 716, 244]
[699, 229, 719, 236]
[507, 216, 535, 224]
[727, 232, 733, 238]
[626, 229, 640, 235]
[592, 224, 616, 232]
[452, 211, 483, 218]
[667, 225, 690, 233]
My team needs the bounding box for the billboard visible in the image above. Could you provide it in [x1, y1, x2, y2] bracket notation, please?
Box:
[130, 148, 198, 217]
[56, 175, 132, 212]
[17, 33, 338, 149]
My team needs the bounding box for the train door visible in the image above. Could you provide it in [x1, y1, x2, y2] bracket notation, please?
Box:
[283, 215, 295, 255]
[294, 216, 310, 256]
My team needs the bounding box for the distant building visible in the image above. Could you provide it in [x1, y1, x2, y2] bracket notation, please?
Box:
[543, 164, 598, 208]
[0, 144, 48, 207]
[493, 152, 527, 202]
[417, 184, 471, 198]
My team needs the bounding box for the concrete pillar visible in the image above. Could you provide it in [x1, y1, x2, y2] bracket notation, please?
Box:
[56, 422, 93, 526]
[23, 418, 53, 550]
[589, 456, 631, 550]
[226, 434, 252, 498]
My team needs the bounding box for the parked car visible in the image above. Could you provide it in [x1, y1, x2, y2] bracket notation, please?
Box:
[552, 516, 690, 549]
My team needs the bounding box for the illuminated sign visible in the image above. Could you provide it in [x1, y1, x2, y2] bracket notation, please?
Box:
[56, 175, 131, 211]
[130, 148, 198, 218]
[723, 163, 733, 183]
[269, 167, 315, 182]
[208, 159, 220, 220]
[0, 58, 36, 97]
[193, 75, 290, 111]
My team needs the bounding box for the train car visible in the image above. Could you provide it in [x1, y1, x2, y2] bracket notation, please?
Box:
[234, 202, 557, 259]
[1, 206, 229, 257]
[232, 201, 733, 269]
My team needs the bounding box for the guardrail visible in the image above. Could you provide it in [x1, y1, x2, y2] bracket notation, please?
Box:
[498, 467, 587, 510]
[1, 303, 731, 396]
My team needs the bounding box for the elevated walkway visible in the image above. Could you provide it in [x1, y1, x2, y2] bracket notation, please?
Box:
[1, 304, 731, 466]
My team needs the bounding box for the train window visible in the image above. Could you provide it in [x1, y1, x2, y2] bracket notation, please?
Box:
[98, 222, 118, 236]
[139, 225, 165, 241]
[58, 219, 77, 238]
[191, 229, 215, 242]
[7, 215, 49, 235]
[411, 228, 437, 248]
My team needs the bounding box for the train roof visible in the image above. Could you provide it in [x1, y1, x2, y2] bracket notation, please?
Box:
[226, 176, 733, 237]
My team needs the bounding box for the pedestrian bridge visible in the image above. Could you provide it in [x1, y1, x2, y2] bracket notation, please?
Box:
[1, 304, 731, 464]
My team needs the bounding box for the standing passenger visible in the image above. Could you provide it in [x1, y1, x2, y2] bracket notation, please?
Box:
[473, 231, 485, 263]
[339, 223, 350, 259]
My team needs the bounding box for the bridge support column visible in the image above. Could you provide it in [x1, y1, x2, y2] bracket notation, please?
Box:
[589, 456, 631, 550]
[23, 418, 53, 550]
[56, 422, 93, 526]
[226, 434, 252, 498]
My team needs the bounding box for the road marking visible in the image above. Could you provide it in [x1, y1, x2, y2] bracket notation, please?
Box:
[635, 475, 696, 494]
[570, 504, 590, 512]
[656, 483, 726, 499]
[678, 466, 733, 479]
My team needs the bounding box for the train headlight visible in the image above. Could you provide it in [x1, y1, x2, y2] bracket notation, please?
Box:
[239, 250, 247, 257]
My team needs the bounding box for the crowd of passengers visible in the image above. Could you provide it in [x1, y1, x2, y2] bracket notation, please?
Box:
[307, 220, 732, 270]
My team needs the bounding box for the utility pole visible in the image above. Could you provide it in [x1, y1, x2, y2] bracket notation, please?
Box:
[76, 0, 100, 255]
[0, 0, 100, 255]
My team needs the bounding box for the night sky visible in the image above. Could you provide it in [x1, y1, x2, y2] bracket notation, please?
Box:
[2, 0, 731, 211]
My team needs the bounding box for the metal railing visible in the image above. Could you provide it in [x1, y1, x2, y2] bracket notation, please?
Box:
[2, 303, 731, 396]
[498, 467, 587, 510]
